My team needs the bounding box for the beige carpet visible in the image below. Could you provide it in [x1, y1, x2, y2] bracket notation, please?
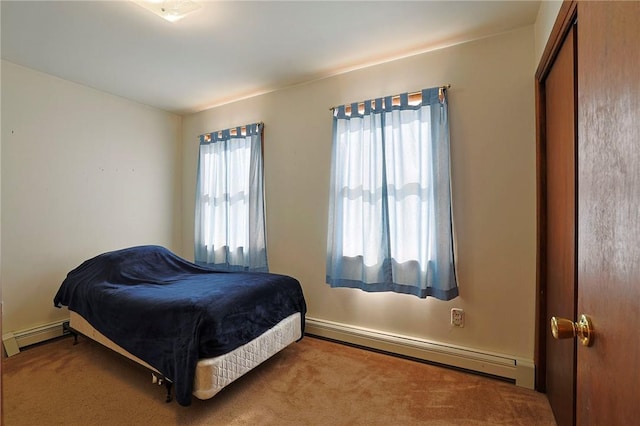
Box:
[2, 335, 556, 425]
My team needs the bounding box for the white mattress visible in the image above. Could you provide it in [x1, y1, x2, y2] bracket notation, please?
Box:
[69, 310, 302, 400]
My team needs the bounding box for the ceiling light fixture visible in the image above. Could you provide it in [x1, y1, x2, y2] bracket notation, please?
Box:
[134, 0, 201, 23]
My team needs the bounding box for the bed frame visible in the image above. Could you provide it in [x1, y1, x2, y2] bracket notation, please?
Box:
[66, 310, 303, 402]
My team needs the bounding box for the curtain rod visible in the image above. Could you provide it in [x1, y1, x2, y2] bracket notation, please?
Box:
[329, 84, 451, 111]
[200, 121, 264, 142]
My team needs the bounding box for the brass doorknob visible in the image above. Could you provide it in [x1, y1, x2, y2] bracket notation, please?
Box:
[550, 314, 594, 346]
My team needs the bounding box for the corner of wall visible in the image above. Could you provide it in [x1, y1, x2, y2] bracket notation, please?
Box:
[174, 114, 185, 257]
[534, 1, 563, 67]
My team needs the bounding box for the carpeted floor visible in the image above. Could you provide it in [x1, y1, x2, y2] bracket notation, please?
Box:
[2, 335, 556, 425]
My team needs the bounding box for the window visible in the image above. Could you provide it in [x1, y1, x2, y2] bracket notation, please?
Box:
[326, 88, 457, 300]
[194, 122, 268, 271]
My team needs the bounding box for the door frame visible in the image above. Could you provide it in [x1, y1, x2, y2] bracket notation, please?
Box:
[534, 0, 577, 393]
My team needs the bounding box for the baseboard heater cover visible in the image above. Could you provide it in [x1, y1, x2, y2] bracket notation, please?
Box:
[3, 316, 535, 389]
[304, 317, 535, 389]
[3, 320, 68, 356]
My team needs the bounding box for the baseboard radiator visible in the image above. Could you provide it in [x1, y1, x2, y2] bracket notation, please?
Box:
[2, 320, 69, 357]
[2, 317, 535, 389]
[304, 317, 535, 389]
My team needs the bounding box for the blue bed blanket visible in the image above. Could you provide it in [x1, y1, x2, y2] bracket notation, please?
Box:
[53, 245, 306, 406]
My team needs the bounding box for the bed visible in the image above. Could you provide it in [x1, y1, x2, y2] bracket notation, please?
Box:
[53, 245, 307, 406]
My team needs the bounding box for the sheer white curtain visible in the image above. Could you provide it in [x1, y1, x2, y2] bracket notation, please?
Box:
[195, 122, 268, 271]
[326, 88, 457, 300]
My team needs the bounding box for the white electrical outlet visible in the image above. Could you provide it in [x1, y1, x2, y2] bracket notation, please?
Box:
[451, 308, 465, 327]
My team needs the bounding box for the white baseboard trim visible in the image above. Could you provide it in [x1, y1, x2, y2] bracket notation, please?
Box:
[304, 317, 535, 389]
[2, 320, 68, 356]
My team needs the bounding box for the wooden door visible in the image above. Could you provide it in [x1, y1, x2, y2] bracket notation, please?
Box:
[539, 2, 640, 424]
[576, 2, 640, 423]
[541, 23, 577, 426]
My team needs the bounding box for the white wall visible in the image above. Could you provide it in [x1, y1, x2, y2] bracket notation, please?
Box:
[182, 26, 537, 360]
[534, 1, 563, 67]
[1, 60, 182, 334]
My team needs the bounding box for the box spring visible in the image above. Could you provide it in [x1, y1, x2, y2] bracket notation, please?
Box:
[69, 310, 302, 400]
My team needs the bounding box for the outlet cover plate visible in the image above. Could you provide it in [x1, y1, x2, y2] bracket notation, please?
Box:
[451, 308, 465, 327]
